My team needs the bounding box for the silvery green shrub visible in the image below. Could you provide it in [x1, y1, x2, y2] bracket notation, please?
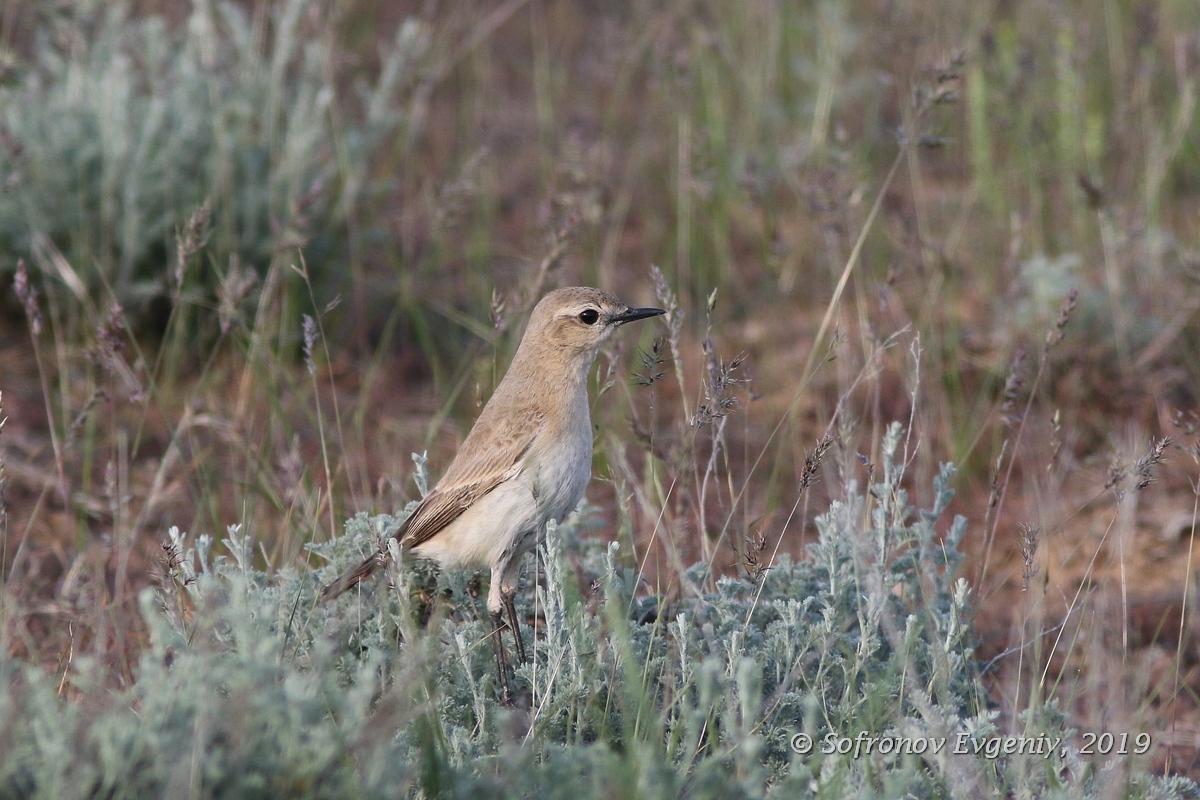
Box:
[0, 424, 1191, 799]
[0, 0, 421, 322]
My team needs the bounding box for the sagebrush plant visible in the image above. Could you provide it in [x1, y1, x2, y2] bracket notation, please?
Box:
[3, 0, 1200, 796]
[0, 0, 422, 327]
[1, 425, 1192, 799]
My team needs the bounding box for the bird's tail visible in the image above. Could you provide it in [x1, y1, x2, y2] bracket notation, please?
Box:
[321, 552, 385, 601]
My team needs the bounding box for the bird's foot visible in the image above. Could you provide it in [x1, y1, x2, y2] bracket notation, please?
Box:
[490, 610, 514, 705]
[502, 593, 528, 664]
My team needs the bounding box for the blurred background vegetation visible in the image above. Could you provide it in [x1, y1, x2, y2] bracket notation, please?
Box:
[1, 0, 1199, 788]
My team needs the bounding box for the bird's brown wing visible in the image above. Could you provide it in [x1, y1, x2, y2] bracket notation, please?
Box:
[321, 408, 543, 600]
[401, 408, 544, 548]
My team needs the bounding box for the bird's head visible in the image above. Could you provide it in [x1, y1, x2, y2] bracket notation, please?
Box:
[519, 286, 665, 370]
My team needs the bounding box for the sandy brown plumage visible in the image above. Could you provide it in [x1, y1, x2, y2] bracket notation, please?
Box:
[321, 410, 546, 600]
[319, 287, 664, 702]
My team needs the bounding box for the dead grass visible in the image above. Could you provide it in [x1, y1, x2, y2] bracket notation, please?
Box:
[2, 0, 1200, 785]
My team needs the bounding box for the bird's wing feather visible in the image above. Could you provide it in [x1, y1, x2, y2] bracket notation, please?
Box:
[400, 409, 544, 549]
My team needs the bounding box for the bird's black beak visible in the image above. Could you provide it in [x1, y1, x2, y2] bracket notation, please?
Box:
[614, 306, 667, 325]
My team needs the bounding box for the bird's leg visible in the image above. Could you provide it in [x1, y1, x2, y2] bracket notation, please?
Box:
[503, 590, 528, 664]
[489, 609, 512, 704]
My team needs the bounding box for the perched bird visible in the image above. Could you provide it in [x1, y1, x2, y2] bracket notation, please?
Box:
[323, 286, 665, 700]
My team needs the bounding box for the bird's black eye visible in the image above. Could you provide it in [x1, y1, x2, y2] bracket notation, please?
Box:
[578, 308, 600, 325]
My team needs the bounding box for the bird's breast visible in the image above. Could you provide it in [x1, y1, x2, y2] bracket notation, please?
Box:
[529, 391, 593, 521]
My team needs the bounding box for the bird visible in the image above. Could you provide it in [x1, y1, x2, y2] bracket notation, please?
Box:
[322, 286, 665, 701]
